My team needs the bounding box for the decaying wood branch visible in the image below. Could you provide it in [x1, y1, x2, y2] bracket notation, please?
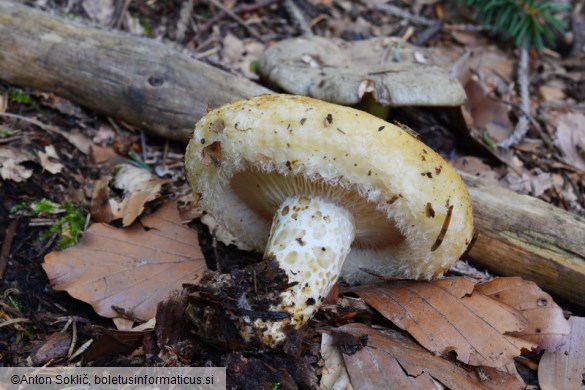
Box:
[462, 173, 585, 307]
[0, 0, 270, 142]
[1, 0, 584, 307]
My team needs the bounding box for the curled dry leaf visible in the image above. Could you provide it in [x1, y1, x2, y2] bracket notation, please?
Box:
[43, 202, 206, 321]
[90, 176, 115, 223]
[199, 213, 255, 251]
[31, 332, 72, 366]
[538, 316, 585, 390]
[0, 146, 35, 182]
[554, 112, 585, 172]
[221, 33, 265, 80]
[320, 333, 351, 390]
[37, 145, 64, 174]
[475, 277, 571, 352]
[332, 323, 524, 390]
[85, 326, 152, 362]
[110, 164, 170, 226]
[352, 278, 536, 367]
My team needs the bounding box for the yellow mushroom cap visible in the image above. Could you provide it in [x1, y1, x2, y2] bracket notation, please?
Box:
[185, 94, 474, 282]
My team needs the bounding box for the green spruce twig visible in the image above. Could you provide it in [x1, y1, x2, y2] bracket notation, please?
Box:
[459, 0, 567, 148]
[459, 0, 567, 51]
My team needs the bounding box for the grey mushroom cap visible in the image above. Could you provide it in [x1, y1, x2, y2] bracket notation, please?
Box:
[256, 36, 467, 107]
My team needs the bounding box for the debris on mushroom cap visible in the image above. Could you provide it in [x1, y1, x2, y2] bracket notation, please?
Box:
[256, 36, 467, 107]
[185, 94, 474, 284]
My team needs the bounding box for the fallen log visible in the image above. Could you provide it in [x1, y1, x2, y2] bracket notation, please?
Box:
[1, 0, 584, 307]
[0, 0, 270, 143]
[462, 173, 585, 308]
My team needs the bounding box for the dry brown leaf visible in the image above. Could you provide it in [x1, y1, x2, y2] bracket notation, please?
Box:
[320, 333, 352, 390]
[85, 326, 152, 362]
[464, 78, 511, 134]
[37, 145, 64, 174]
[92, 124, 116, 145]
[353, 278, 535, 367]
[538, 316, 585, 390]
[221, 33, 265, 80]
[451, 156, 500, 185]
[0, 146, 35, 182]
[200, 213, 254, 251]
[333, 323, 524, 390]
[43, 202, 206, 321]
[110, 164, 170, 226]
[539, 83, 566, 102]
[92, 145, 118, 164]
[31, 332, 71, 366]
[468, 48, 514, 86]
[59, 128, 93, 155]
[554, 112, 585, 172]
[475, 277, 570, 352]
[90, 176, 115, 223]
[37, 92, 86, 118]
[501, 170, 554, 198]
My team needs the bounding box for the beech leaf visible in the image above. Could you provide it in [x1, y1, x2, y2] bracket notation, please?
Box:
[110, 164, 170, 226]
[333, 323, 524, 390]
[538, 316, 585, 390]
[43, 202, 206, 321]
[475, 277, 571, 352]
[320, 333, 351, 390]
[352, 278, 536, 367]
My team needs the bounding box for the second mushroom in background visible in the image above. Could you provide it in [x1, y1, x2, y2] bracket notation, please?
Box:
[184, 94, 474, 347]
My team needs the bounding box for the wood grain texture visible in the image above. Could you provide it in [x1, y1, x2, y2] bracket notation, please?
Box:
[462, 172, 585, 307]
[1, 1, 584, 307]
[0, 0, 270, 142]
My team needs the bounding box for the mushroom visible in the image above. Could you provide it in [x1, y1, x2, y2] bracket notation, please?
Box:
[256, 36, 467, 108]
[185, 94, 474, 347]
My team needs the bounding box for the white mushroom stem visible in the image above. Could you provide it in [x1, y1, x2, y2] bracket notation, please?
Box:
[243, 195, 355, 346]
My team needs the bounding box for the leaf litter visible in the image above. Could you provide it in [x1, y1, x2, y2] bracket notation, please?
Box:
[0, 1, 584, 388]
[108, 163, 170, 226]
[330, 323, 524, 390]
[475, 277, 571, 352]
[538, 316, 585, 390]
[352, 277, 536, 368]
[43, 202, 206, 322]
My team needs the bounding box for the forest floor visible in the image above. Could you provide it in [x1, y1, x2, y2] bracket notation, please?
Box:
[1, 0, 584, 388]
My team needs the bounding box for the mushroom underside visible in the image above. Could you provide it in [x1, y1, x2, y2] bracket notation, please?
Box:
[230, 170, 406, 249]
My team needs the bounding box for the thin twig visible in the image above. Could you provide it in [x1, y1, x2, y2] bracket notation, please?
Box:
[368, 1, 490, 31]
[194, 0, 280, 44]
[0, 317, 32, 328]
[0, 219, 18, 278]
[499, 47, 531, 149]
[111, 0, 131, 29]
[69, 339, 93, 362]
[371, 2, 435, 26]
[207, 0, 264, 41]
[67, 321, 78, 358]
[284, 0, 312, 35]
[175, 0, 194, 42]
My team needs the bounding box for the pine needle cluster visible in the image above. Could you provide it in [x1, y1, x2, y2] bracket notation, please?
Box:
[459, 0, 568, 51]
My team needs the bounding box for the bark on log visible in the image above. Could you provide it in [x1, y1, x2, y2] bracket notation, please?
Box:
[1, 0, 584, 307]
[462, 173, 585, 307]
[0, 0, 270, 143]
